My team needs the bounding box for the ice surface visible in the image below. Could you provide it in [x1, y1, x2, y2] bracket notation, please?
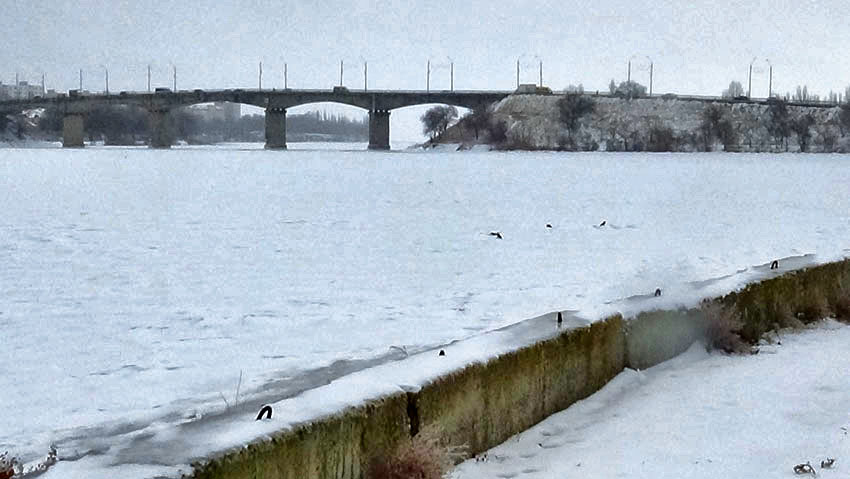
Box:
[1, 146, 848, 477]
[451, 320, 850, 479]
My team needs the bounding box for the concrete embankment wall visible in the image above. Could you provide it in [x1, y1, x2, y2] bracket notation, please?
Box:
[191, 259, 850, 479]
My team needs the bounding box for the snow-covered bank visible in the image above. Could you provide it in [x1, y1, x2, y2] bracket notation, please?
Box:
[1, 147, 849, 477]
[451, 319, 850, 479]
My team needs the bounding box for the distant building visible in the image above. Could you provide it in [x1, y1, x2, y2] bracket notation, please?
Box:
[188, 102, 241, 123]
[0, 81, 44, 100]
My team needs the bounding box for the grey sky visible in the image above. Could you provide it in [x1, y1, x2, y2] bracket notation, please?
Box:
[2, 0, 848, 139]
[3, 0, 847, 96]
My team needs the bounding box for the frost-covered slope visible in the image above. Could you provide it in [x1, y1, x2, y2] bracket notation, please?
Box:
[488, 95, 843, 152]
[1, 146, 849, 477]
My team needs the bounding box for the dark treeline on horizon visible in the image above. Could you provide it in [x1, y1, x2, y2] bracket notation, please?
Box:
[31, 106, 368, 145]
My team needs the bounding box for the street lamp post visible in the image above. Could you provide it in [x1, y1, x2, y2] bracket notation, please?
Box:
[79, 68, 83, 91]
[450, 61, 454, 91]
[105, 67, 109, 94]
[284, 62, 288, 89]
[539, 60, 543, 87]
[259, 61, 263, 89]
[427, 60, 431, 92]
[172, 65, 177, 91]
[339, 60, 344, 87]
[147, 65, 151, 92]
[516, 58, 520, 88]
[748, 57, 756, 98]
[765, 59, 772, 98]
[646, 56, 653, 97]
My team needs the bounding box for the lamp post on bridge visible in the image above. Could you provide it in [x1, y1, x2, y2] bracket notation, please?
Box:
[646, 56, 653, 97]
[284, 62, 288, 89]
[339, 59, 344, 87]
[539, 60, 544, 87]
[765, 59, 772, 98]
[100, 65, 109, 95]
[748, 57, 756, 98]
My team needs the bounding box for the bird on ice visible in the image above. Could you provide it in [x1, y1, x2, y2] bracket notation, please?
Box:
[488, 231, 503, 239]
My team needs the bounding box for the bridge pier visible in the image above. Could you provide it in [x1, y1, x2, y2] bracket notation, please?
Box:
[149, 109, 174, 148]
[62, 114, 85, 148]
[265, 107, 287, 149]
[368, 109, 390, 150]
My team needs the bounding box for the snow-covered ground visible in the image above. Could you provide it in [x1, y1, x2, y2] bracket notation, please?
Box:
[1, 146, 849, 477]
[452, 319, 850, 479]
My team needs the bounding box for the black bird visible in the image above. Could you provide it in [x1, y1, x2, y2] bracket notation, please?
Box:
[546, 223, 553, 228]
[599, 220, 606, 227]
[556, 311, 563, 326]
[255, 404, 273, 420]
[770, 260, 779, 270]
[438, 349, 446, 356]
[654, 288, 662, 297]
[489, 231, 503, 239]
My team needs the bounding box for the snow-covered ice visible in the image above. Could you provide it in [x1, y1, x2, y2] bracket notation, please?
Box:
[451, 320, 850, 479]
[1, 146, 849, 477]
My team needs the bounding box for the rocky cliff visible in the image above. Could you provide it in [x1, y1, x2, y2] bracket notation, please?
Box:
[442, 94, 849, 153]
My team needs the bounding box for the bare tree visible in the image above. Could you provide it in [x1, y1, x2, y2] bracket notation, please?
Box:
[791, 114, 815, 151]
[722, 81, 745, 98]
[421, 105, 458, 140]
[766, 99, 791, 151]
[463, 108, 491, 140]
[700, 104, 735, 151]
[557, 94, 596, 145]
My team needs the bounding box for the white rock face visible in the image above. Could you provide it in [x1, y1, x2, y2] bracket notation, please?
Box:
[490, 94, 844, 152]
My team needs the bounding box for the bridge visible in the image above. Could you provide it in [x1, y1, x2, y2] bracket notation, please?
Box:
[0, 88, 513, 149]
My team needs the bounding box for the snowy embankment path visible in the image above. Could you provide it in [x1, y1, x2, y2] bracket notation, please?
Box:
[452, 320, 850, 479]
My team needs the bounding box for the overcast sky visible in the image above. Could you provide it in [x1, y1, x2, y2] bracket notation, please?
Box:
[2, 0, 847, 139]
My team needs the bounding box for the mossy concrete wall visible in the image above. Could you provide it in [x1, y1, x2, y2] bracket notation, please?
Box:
[191, 259, 849, 479]
[414, 316, 625, 455]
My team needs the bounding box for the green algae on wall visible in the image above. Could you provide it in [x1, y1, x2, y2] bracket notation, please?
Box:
[191, 392, 410, 479]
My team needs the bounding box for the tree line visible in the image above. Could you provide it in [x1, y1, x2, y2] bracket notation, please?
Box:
[32, 106, 367, 145]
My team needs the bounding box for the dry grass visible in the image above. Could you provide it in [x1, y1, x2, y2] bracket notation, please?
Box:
[772, 300, 803, 330]
[701, 300, 749, 354]
[367, 428, 461, 479]
[795, 287, 830, 323]
[831, 283, 850, 321]
[0, 451, 20, 479]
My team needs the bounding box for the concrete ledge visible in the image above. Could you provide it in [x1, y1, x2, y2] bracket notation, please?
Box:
[190, 259, 849, 479]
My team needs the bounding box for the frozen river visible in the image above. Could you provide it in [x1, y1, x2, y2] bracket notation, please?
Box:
[1, 144, 849, 477]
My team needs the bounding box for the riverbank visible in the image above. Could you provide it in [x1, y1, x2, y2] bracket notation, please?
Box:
[435, 94, 850, 153]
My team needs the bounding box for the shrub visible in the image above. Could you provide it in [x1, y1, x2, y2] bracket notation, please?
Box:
[701, 300, 748, 354]
[647, 124, 677, 152]
[367, 429, 455, 479]
[557, 94, 596, 145]
[486, 120, 508, 144]
[1, 451, 20, 479]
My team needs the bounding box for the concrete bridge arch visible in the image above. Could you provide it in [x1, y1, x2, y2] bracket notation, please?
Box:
[0, 88, 512, 150]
